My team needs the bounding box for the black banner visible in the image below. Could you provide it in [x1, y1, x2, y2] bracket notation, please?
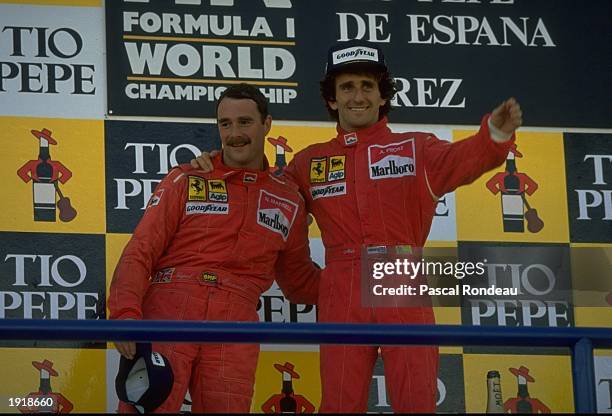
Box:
[0, 232, 106, 348]
[104, 120, 219, 233]
[458, 241, 573, 354]
[105, 0, 612, 128]
[367, 354, 465, 412]
[564, 133, 612, 243]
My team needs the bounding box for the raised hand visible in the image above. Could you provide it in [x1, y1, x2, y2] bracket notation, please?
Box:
[490, 97, 523, 135]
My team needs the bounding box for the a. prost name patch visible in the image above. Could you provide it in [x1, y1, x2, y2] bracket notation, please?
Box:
[368, 139, 416, 179]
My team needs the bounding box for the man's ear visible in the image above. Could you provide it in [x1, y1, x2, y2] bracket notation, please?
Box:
[264, 115, 272, 135]
[328, 100, 338, 110]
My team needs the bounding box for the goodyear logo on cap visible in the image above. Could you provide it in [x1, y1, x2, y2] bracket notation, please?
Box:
[332, 46, 379, 65]
[188, 176, 207, 201]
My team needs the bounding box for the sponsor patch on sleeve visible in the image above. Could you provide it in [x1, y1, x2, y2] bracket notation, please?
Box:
[256, 190, 298, 240]
[188, 176, 207, 201]
[147, 188, 164, 208]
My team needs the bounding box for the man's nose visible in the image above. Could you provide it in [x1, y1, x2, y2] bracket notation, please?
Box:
[228, 124, 243, 138]
[352, 87, 366, 102]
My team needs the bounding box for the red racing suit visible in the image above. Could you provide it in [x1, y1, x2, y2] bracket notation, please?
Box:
[285, 115, 514, 413]
[109, 155, 320, 413]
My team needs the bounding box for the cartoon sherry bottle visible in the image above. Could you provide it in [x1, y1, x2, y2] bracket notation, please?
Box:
[503, 366, 550, 413]
[17, 129, 75, 222]
[486, 144, 542, 233]
[261, 362, 315, 413]
[267, 136, 293, 176]
[19, 359, 73, 414]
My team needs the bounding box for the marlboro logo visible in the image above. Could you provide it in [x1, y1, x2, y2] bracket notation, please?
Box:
[368, 139, 416, 180]
[257, 190, 298, 240]
[343, 133, 358, 146]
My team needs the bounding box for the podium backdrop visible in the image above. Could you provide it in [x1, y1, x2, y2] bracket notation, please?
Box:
[0, 0, 611, 413]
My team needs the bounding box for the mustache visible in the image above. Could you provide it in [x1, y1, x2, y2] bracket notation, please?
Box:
[226, 136, 252, 146]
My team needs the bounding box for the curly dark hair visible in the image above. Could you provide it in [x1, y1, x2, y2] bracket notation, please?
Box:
[320, 63, 397, 122]
[216, 83, 269, 123]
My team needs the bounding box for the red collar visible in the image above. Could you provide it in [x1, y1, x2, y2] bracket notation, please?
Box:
[211, 152, 271, 184]
[335, 117, 391, 147]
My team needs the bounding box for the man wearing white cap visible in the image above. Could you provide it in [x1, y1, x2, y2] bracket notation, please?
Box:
[193, 40, 522, 412]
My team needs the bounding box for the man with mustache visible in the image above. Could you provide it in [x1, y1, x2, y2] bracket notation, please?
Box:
[193, 40, 522, 412]
[109, 83, 320, 413]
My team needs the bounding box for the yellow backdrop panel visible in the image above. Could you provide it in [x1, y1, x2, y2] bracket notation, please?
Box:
[463, 353, 574, 413]
[456, 131, 569, 243]
[0, 116, 105, 233]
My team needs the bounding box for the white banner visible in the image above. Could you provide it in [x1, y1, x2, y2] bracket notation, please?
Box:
[0, 4, 105, 119]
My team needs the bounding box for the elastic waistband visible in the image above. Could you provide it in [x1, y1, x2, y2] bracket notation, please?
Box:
[325, 246, 361, 263]
[325, 244, 417, 264]
[150, 266, 262, 304]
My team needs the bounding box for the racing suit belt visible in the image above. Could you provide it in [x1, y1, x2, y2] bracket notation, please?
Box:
[150, 266, 262, 305]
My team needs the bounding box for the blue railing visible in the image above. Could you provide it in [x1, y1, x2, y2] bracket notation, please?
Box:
[2, 320, 611, 413]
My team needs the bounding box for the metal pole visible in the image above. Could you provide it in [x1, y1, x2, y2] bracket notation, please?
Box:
[572, 337, 596, 413]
